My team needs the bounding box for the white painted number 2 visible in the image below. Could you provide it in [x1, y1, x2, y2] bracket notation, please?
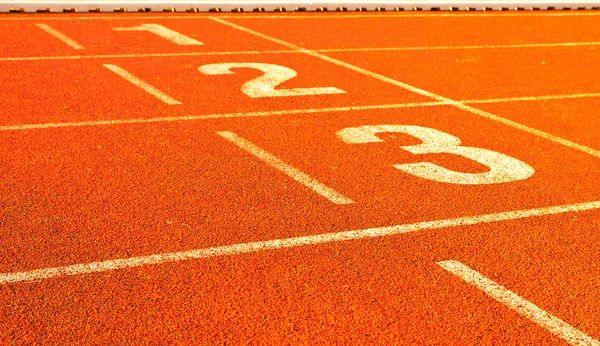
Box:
[337, 125, 534, 184]
[198, 63, 346, 98]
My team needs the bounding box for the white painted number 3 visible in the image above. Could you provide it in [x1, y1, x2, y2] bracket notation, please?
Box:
[337, 125, 534, 184]
[198, 63, 346, 98]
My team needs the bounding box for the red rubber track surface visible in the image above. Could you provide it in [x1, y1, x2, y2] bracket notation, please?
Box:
[1, 12, 600, 344]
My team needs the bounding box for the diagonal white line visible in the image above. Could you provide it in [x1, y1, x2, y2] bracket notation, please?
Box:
[35, 23, 84, 50]
[209, 17, 600, 159]
[439, 260, 600, 346]
[104, 64, 182, 105]
[217, 131, 354, 205]
[1, 200, 600, 284]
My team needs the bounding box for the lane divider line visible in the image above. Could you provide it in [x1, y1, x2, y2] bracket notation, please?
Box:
[0, 49, 294, 62]
[0, 101, 450, 131]
[34, 23, 84, 50]
[317, 41, 600, 52]
[438, 260, 600, 346]
[3, 91, 600, 131]
[103, 64, 182, 105]
[1, 200, 599, 284]
[209, 17, 600, 159]
[217, 131, 354, 205]
[5, 41, 600, 62]
[462, 92, 600, 104]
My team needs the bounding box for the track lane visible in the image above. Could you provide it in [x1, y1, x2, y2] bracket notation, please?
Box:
[0, 17, 285, 58]
[2, 210, 599, 344]
[226, 13, 600, 50]
[0, 53, 428, 127]
[2, 106, 600, 274]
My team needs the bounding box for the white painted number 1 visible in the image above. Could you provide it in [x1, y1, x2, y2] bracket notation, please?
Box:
[198, 63, 346, 98]
[337, 125, 534, 184]
[113, 24, 203, 46]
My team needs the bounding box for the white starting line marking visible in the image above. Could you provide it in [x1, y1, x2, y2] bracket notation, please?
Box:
[103, 64, 182, 105]
[217, 131, 354, 205]
[210, 17, 600, 160]
[34, 23, 84, 50]
[438, 260, 600, 346]
[1, 200, 599, 284]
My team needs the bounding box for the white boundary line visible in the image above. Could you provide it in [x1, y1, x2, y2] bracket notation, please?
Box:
[1, 200, 600, 284]
[34, 23, 84, 49]
[217, 131, 355, 204]
[3, 42, 600, 62]
[0, 101, 448, 131]
[2, 92, 600, 131]
[209, 17, 600, 159]
[438, 260, 600, 346]
[462, 92, 600, 104]
[0, 49, 295, 62]
[103, 64, 182, 105]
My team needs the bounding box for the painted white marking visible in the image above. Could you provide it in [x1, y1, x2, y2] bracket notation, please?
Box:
[438, 260, 600, 346]
[2, 91, 600, 131]
[462, 92, 600, 104]
[217, 131, 354, 204]
[4, 42, 600, 62]
[103, 64, 182, 105]
[318, 42, 600, 52]
[0, 102, 447, 131]
[337, 124, 534, 184]
[199, 62, 345, 98]
[2, 200, 600, 284]
[0, 50, 296, 62]
[210, 17, 600, 159]
[455, 103, 600, 158]
[35, 23, 84, 50]
[113, 24, 203, 46]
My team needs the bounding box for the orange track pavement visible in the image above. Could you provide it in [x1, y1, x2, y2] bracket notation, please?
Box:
[1, 11, 600, 344]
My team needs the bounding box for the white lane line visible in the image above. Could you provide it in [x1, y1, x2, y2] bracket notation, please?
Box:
[103, 64, 182, 105]
[4, 42, 600, 62]
[2, 200, 600, 284]
[438, 260, 600, 346]
[454, 103, 600, 158]
[3, 91, 600, 131]
[217, 131, 354, 205]
[0, 50, 296, 62]
[0, 101, 449, 131]
[113, 24, 203, 46]
[463, 92, 600, 104]
[209, 17, 600, 159]
[319, 41, 600, 52]
[35, 23, 84, 50]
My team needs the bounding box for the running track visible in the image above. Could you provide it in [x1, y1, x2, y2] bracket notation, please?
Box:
[1, 11, 600, 344]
